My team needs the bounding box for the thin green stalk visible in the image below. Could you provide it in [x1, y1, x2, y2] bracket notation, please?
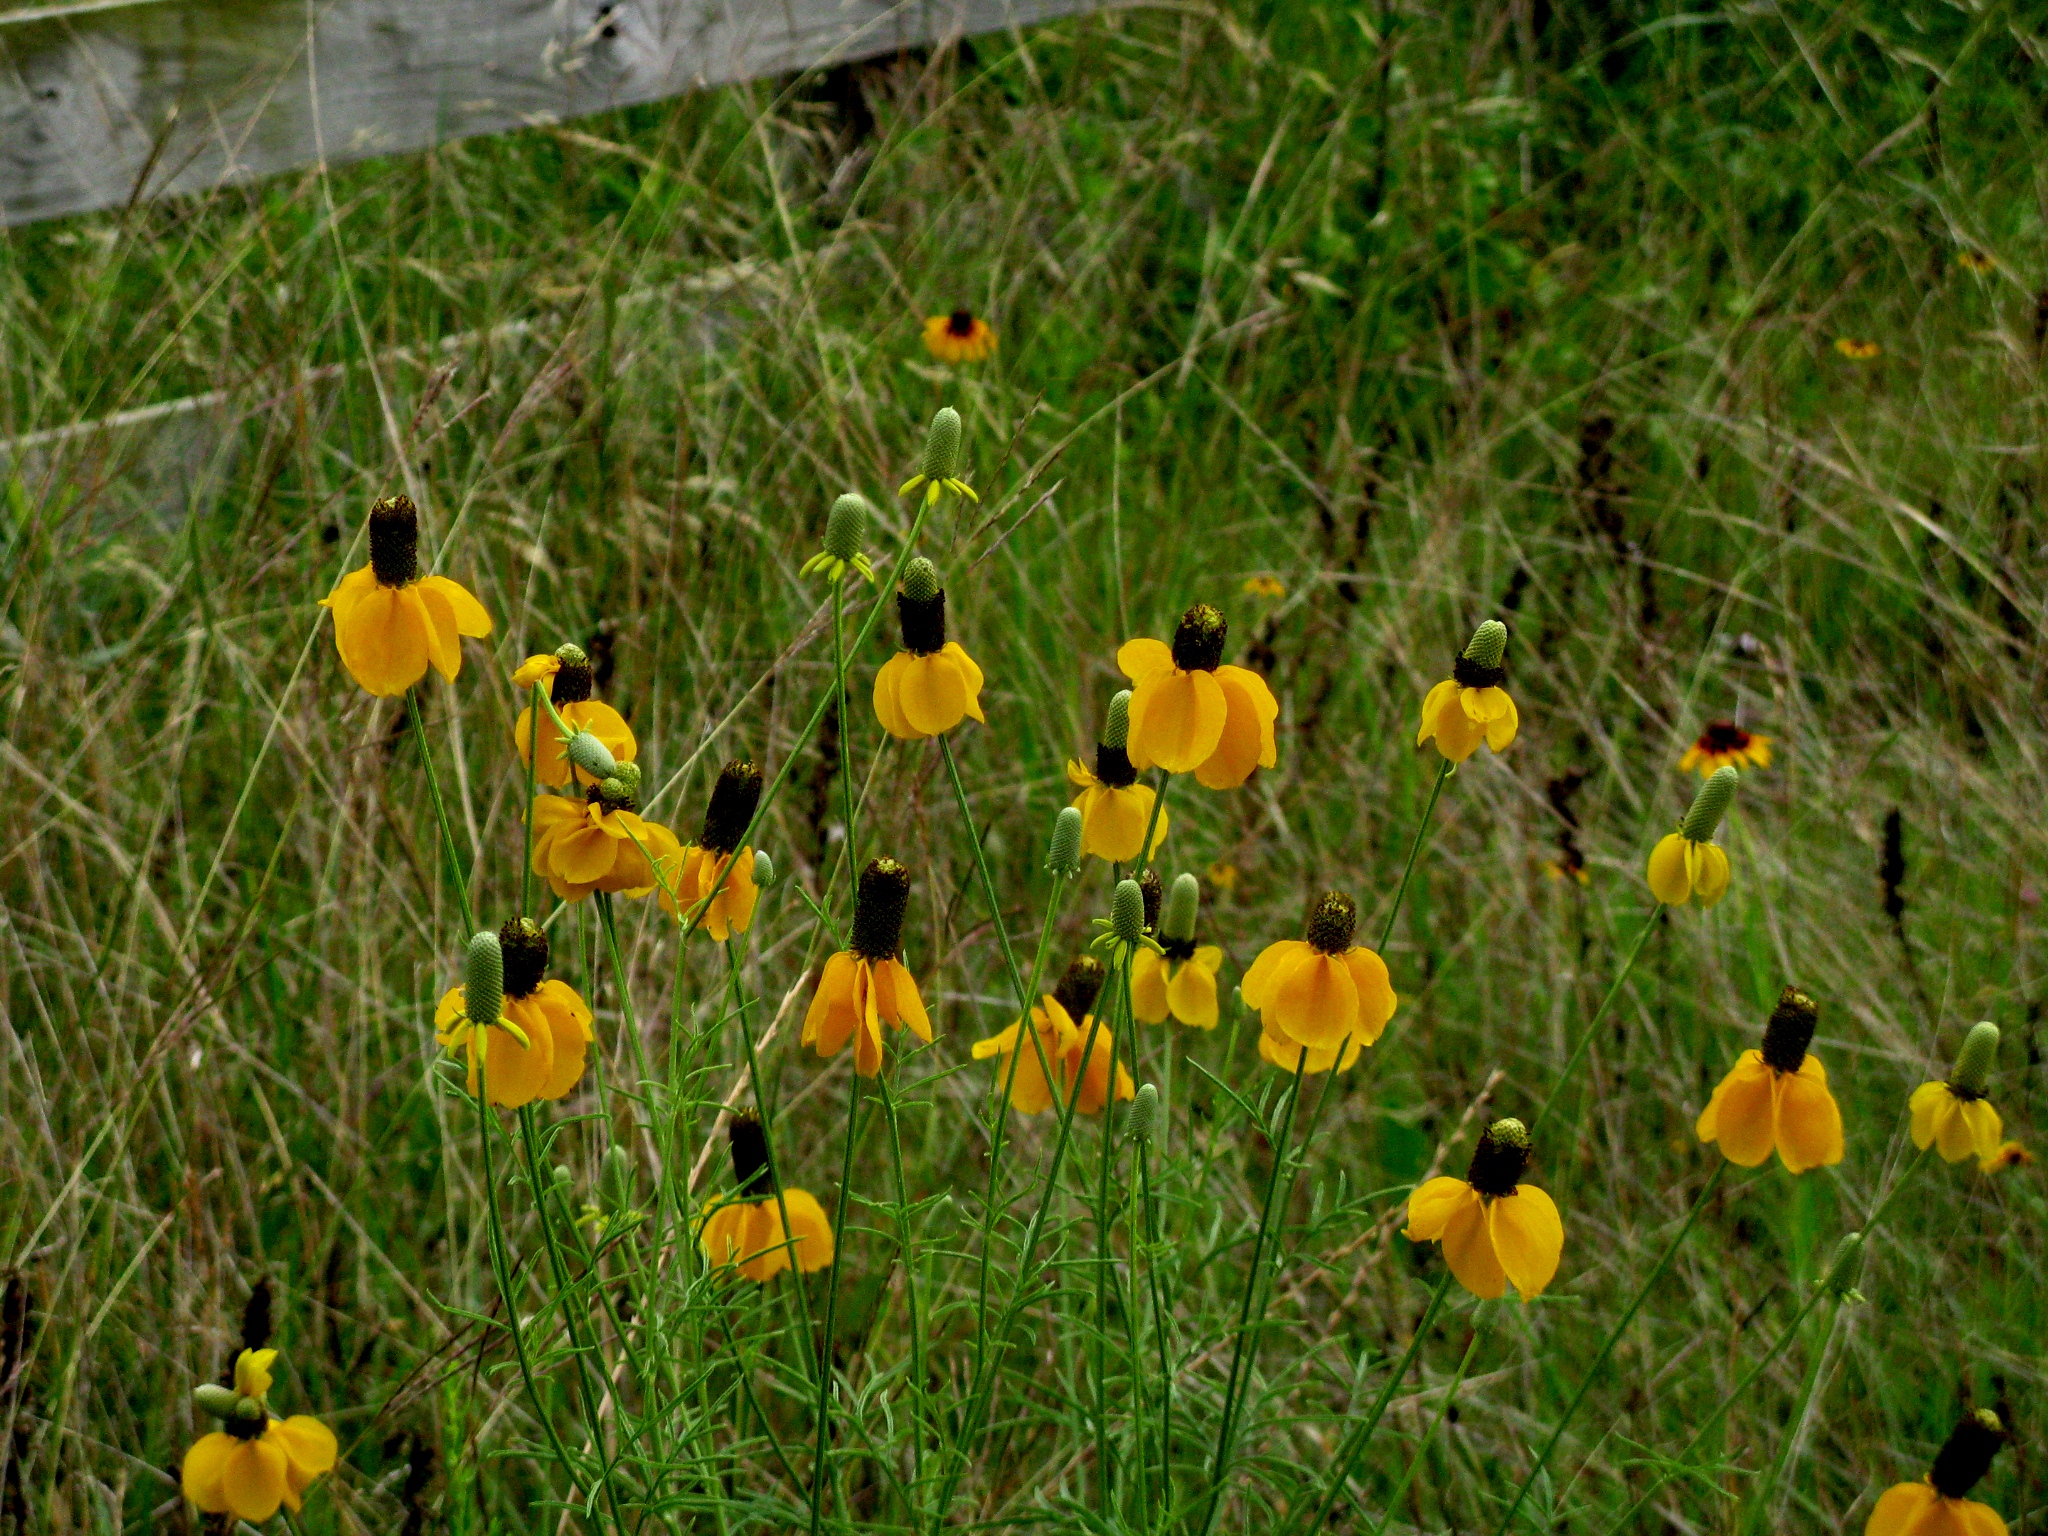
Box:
[1290, 1271, 1457, 1534]
[1369, 1314, 1483, 1536]
[930, 954, 1127, 1531]
[1598, 1147, 1929, 1536]
[832, 579, 860, 887]
[521, 682, 542, 915]
[406, 689, 476, 934]
[1193, 1048, 1310, 1536]
[1137, 1138, 1173, 1517]
[1529, 906, 1662, 1137]
[595, 893, 658, 1121]
[1378, 757, 1453, 950]
[1488, 1159, 1728, 1536]
[1740, 1295, 1840, 1535]
[876, 1070, 927, 1515]
[1133, 768, 1171, 878]
[1092, 966, 1135, 1516]
[936, 734, 1032, 1010]
[808, 1068, 865, 1536]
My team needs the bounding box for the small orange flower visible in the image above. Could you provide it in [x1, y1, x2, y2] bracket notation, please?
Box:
[181, 1347, 338, 1525]
[320, 495, 492, 697]
[1241, 891, 1396, 1070]
[530, 768, 682, 903]
[973, 957, 1134, 1114]
[512, 645, 636, 789]
[1241, 574, 1286, 599]
[872, 559, 986, 740]
[657, 758, 763, 940]
[697, 1116, 835, 1281]
[1696, 987, 1843, 1173]
[1980, 1140, 2031, 1173]
[435, 919, 594, 1108]
[923, 308, 997, 364]
[801, 858, 932, 1076]
[1118, 605, 1278, 789]
[1958, 250, 1997, 275]
[1865, 1412, 2008, 1536]
[1836, 337, 1882, 358]
[1679, 721, 1771, 776]
[1404, 1118, 1564, 1302]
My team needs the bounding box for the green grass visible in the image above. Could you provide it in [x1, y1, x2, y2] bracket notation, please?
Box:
[0, 2, 2044, 1532]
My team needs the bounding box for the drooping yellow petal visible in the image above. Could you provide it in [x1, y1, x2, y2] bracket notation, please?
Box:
[1197, 665, 1279, 788]
[1128, 668, 1226, 774]
[234, 1348, 278, 1399]
[1690, 841, 1732, 906]
[898, 651, 971, 737]
[778, 1187, 837, 1272]
[1339, 947, 1397, 1046]
[271, 1416, 338, 1495]
[182, 1433, 238, 1513]
[1773, 1055, 1844, 1173]
[1908, 1080, 1948, 1152]
[1240, 939, 1307, 1011]
[802, 953, 861, 1060]
[335, 584, 431, 697]
[942, 642, 986, 723]
[1646, 833, 1692, 905]
[1958, 1098, 2004, 1162]
[698, 1198, 753, 1271]
[411, 581, 463, 681]
[1402, 1176, 1475, 1242]
[873, 651, 919, 739]
[1439, 1190, 1507, 1299]
[417, 573, 493, 637]
[1482, 690, 1519, 752]
[1267, 950, 1359, 1051]
[1488, 1184, 1564, 1301]
[1130, 948, 1171, 1024]
[1115, 637, 1177, 686]
[219, 1435, 290, 1523]
[1416, 678, 1459, 747]
[511, 654, 560, 688]
[1865, 1482, 1941, 1536]
[1165, 948, 1223, 1028]
[1697, 1051, 1776, 1166]
[875, 957, 932, 1042]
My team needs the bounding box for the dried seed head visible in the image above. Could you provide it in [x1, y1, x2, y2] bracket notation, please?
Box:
[727, 1114, 773, 1200]
[851, 857, 912, 962]
[464, 931, 504, 1030]
[1466, 1117, 1532, 1198]
[1759, 986, 1819, 1073]
[499, 917, 550, 1000]
[368, 494, 419, 587]
[1679, 766, 1739, 843]
[1170, 604, 1227, 672]
[1305, 891, 1358, 955]
[1139, 870, 1163, 934]
[1053, 955, 1108, 1022]
[699, 759, 763, 854]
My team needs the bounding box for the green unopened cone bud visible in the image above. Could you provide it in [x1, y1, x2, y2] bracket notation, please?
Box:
[900, 557, 941, 603]
[1822, 1230, 1865, 1300]
[1162, 873, 1200, 943]
[566, 730, 618, 781]
[823, 494, 869, 561]
[192, 1385, 243, 1419]
[1110, 878, 1147, 946]
[920, 407, 963, 483]
[1048, 806, 1084, 877]
[551, 1164, 574, 1188]
[752, 851, 777, 890]
[465, 931, 504, 1030]
[234, 1396, 265, 1421]
[1680, 766, 1739, 843]
[1128, 1083, 1160, 1145]
[1103, 690, 1132, 750]
[1462, 619, 1508, 669]
[1949, 1021, 1999, 1098]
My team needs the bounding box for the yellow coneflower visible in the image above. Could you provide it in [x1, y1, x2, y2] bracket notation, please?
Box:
[801, 857, 933, 1076]
[435, 921, 594, 1108]
[512, 644, 636, 788]
[1132, 873, 1222, 1028]
[1957, 250, 1997, 275]
[658, 758, 762, 941]
[1241, 892, 1397, 1066]
[873, 559, 986, 740]
[320, 494, 493, 697]
[1242, 574, 1285, 599]
[1866, 1410, 2008, 1536]
[1416, 619, 1518, 763]
[1066, 691, 1167, 862]
[973, 956, 1134, 1115]
[697, 1115, 835, 1282]
[1118, 604, 1279, 789]
[1404, 1117, 1564, 1303]
[182, 1346, 338, 1524]
[530, 764, 683, 902]
[1980, 1141, 2031, 1174]
[1207, 860, 1240, 894]
[1679, 720, 1771, 777]
[1911, 1021, 2004, 1165]
[1836, 337, 1882, 359]
[923, 308, 997, 364]
[1647, 766, 1738, 907]
[1696, 986, 1844, 1173]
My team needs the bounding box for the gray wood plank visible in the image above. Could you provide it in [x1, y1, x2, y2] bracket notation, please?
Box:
[0, 0, 1097, 226]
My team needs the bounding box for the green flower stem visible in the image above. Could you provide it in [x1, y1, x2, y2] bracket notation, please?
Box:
[1133, 767, 1171, 878]
[595, 893, 658, 1118]
[833, 578, 860, 891]
[930, 949, 1131, 1532]
[1369, 1312, 1484, 1536]
[936, 734, 1032, 1010]
[1529, 905, 1662, 1138]
[1291, 1269, 1457, 1535]
[1488, 1158, 1728, 1536]
[521, 683, 542, 915]
[1378, 757, 1453, 951]
[808, 1067, 866, 1536]
[1739, 1295, 1839, 1536]
[1093, 965, 1136, 1516]
[405, 689, 476, 935]
[876, 1069, 927, 1515]
[1137, 1137, 1174, 1516]
[1599, 1147, 1930, 1536]
[1193, 1047, 1311, 1536]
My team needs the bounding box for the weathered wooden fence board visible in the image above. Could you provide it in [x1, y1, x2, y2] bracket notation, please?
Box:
[0, 0, 1097, 226]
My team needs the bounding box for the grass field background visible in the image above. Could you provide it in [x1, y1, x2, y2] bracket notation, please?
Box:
[0, 0, 2044, 1531]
